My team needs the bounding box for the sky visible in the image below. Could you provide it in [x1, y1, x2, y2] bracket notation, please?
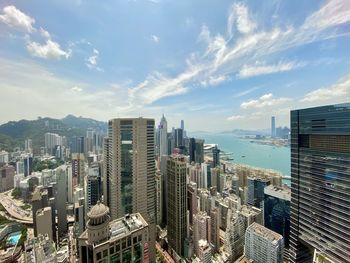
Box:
[0, 0, 350, 132]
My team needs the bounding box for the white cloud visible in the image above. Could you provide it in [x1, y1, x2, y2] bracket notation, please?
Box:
[71, 86, 83, 92]
[87, 55, 97, 66]
[233, 86, 262, 98]
[27, 39, 71, 59]
[86, 48, 103, 71]
[301, 75, 350, 103]
[227, 115, 244, 121]
[0, 5, 35, 33]
[198, 25, 211, 43]
[234, 3, 256, 34]
[237, 61, 302, 79]
[241, 93, 291, 109]
[151, 35, 159, 43]
[39, 27, 50, 39]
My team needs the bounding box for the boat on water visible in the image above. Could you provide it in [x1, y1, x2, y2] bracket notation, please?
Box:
[241, 155, 246, 158]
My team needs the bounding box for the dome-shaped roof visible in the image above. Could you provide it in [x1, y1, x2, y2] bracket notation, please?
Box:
[88, 201, 109, 219]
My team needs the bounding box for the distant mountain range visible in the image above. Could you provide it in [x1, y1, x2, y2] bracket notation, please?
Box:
[0, 115, 107, 152]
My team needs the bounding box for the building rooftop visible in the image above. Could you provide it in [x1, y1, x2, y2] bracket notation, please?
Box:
[109, 213, 147, 240]
[247, 222, 283, 244]
[264, 185, 291, 201]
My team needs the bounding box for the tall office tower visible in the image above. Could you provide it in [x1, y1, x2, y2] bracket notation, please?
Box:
[232, 175, 240, 196]
[244, 223, 284, 263]
[210, 208, 220, 252]
[74, 197, 85, 238]
[36, 207, 53, 240]
[193, 211, 211, 256]
[155, 170, 162, 225]
[189, 138, 204, 164]
[106, 118, 156, 262]
[102, 137, 111, 207]
[174, 128, 184, 149]
[0, 165, 15, 192]
[181, 120, 184, 130]
[225, 205, 262, 261]
[0, 150, 9, 164]
[86, 128, 95, 153]
[212, 145, 220, 168]
[78, 203, 150, 263]
[290, 104, 350, 263]
[23, 155, 33, 177]
[45, 132, 62, 155]
[218, 174, 226, 193]
[167, 155, 187, 257]
[247, 177, 270, 208]
[71, 136, 85, 154]
[55, 166, 68, 238]
[187, 182, 198, 225]
[159, 114, 168, 157]
[25, 138, 33, 153]
[271, 116, 276, 138]
[67, 164, 73, 203]
[85, 172, 100, 212]
[72, 153, 85, 187]
[264, 185, 290, 252]
[160, 155, 168, 226]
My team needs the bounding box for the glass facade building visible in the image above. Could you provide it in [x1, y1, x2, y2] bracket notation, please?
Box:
[264, 185, 291, 249]
[290, 103, 350, 263]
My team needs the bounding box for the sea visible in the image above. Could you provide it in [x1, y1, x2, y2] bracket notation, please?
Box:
[190, 132, 291, 183]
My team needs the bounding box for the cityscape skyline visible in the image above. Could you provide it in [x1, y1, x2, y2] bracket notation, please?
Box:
[1, 1, 350, 130]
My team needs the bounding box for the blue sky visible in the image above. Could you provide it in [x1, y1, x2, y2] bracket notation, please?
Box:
[0, 0, 350, 131]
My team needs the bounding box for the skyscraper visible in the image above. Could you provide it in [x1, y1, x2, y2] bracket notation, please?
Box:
[105, 118, 156, 261]
[159, 114, 168, 157]
[212, 145, 220, 168]
[244, 222, 284, 263]
[271, 116, 276, 138]
[167, 155, 187, 257]
[264, 185, 290, 251]
[290, 104, 350, 263]
[189, 138, 204, 164]
[247, 177, 270, 208]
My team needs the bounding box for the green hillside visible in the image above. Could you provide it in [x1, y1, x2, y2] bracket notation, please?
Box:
[0, 116, 107, 152]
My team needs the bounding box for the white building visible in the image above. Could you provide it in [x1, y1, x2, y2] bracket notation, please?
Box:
[244, 222, 284, 263]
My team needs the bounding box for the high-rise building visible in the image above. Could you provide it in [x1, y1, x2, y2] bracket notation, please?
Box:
[189, 138, 204, 164]
[155, 170, 162, 225]
[187, 181, 198, 225]
[174, 128, 184, 148]
[25, 138, 33, 153]
[45, 132, 63, 155]
[193, 211, 211, 256]
[271, 116, 276, 138]
[212, 145, 220, 168]
[225, 205, 262, 261]
[244, 222, 284, 263]
[197, 239, 212, 263]
[290, 104, 350, 263]
[78, 202, 149, 263]
[264, 185, 290, 250]
[167, 155, 187, 257]
[72, 153, 85, 187]
[0, 165, 14, 192]
[210, 208, 220, 252]
[180, 120, 184, 130]
[85, 172, 101, 212]
[71, 136, 85, 154]
[55, 166, 68, 238]
[247, 177, 270, 208]
[105, 118, 156, 262]
[36, 207, 53, 240]
[159, 114, 168, 157]
[102, 137, 111, 208]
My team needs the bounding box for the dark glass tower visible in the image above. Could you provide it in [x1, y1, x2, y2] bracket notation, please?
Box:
[290, 103, 350, 263]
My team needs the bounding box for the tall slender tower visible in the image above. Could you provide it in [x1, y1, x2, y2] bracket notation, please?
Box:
[167, 154, 187, 257]
[271, 116, 276, 138]
[159, 114, 168, 157]
[290, 104, 350, 263]
[105, 118, 156, 262]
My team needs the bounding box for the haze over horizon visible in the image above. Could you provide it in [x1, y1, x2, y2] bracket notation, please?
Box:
[1, 0, 350, 131]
